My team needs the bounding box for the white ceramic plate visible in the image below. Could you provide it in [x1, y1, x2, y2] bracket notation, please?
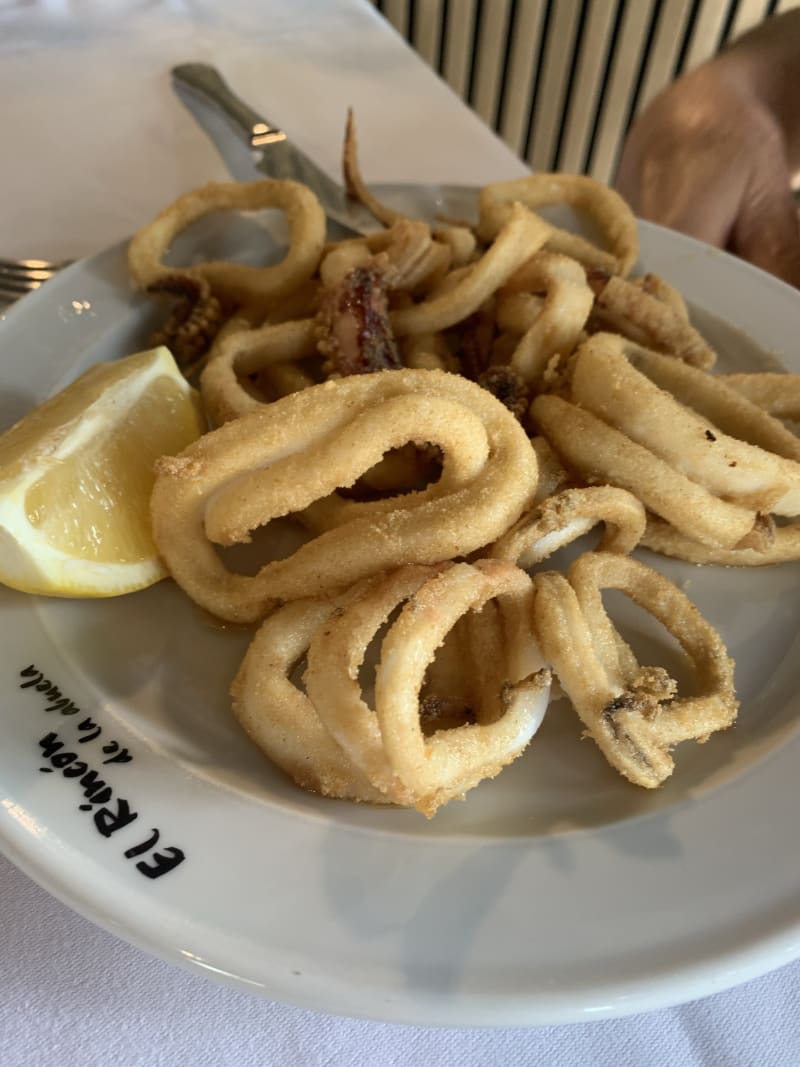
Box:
[1, 187, 799, 1027]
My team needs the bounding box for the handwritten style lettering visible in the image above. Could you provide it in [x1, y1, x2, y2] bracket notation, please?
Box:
[77, 717, 102, 743]
[101, 740, 132, 765]
[20, 661, 187, 880]
[123, 829, 186, 877]
[19, 665, 80, 715]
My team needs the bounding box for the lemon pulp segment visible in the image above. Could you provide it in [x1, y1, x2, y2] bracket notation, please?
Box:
[0, 347, 206, 597]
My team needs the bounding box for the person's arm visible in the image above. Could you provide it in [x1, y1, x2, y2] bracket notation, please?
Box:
[615, 11, 800, 287]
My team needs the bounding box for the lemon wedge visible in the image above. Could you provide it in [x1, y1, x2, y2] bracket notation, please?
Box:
[0, 346, 206, 597]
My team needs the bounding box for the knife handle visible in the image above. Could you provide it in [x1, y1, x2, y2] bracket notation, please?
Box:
[172, 63, 286, 148]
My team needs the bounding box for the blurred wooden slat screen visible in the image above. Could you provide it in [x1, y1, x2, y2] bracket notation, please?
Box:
[370, 0, 799, 183]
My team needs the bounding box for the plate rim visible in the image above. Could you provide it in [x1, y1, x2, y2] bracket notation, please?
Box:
[1, 193, 800, 1027]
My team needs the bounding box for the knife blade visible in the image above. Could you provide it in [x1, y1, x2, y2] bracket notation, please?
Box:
[171, 63, 383, 237]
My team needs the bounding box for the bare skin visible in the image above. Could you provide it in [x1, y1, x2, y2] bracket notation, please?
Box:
[616, 12, 800, 289]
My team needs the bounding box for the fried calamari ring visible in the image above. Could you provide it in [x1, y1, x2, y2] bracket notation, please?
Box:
[259, 278, 322, 325]
[531, 393, 760, 549]
[641, 516, 800, 566]
[434, 225, 477, 268]
[294, 393, 488, 534]
[253, 360, 318, 401]
[376, 560, 551, 815]
[319, 221, 450, 292]
[333, 441, 444, 501]
[385, 227, 452, 292]
[587, 270, 715, 370]
[390, 203, 551, 336]
[477, 174, 638, 276]
[128, 179, 327, 304]
[498, 251, 594, 387]
[495, 290, 545, 334]
[318, 238, 373, 288]
[201, 234, 455, 418]
[530, 436, 571, 503]
[294, 454, 443, 535]
[631, 271, 689, 320]
[402, 330, 457, 372]
[570, 335, 800, 515]
[716, 373, 800, 423]
[377, 223, 451, 291]
[490, 487, 646, 567]
[231, 595, 386, 803]
[533, 552, 737, 788]
[151, 369, 539, 623]
[305, 566, 437, 806]
[200, 318, 318, 425]
[306, 561, 552, 816]
[630, 353, 800, 464]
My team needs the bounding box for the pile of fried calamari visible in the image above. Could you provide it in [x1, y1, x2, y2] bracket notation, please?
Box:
[130, 124, 800, 815]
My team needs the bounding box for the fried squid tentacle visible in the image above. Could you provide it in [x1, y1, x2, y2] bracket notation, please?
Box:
[587, 271, 715, 369]
[533, 552, 737, 788]
[147, 273, 224, 376]
[477, 174, 639, 276]
[315, 262, 402, 375]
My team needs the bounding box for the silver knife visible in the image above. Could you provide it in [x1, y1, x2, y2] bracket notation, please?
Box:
[172, 63, 384, 237]
[171, 63, 480, 239]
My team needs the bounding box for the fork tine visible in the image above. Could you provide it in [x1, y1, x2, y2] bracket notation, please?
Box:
[0, 277, 44, 295]
[0, 266, 55, 283]
[0, 259, 67, 280]
[0, 257, 70, 307]
[0, 257, 71, 271]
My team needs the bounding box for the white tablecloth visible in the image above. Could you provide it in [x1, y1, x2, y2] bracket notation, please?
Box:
[0, 2, 798, 1064]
